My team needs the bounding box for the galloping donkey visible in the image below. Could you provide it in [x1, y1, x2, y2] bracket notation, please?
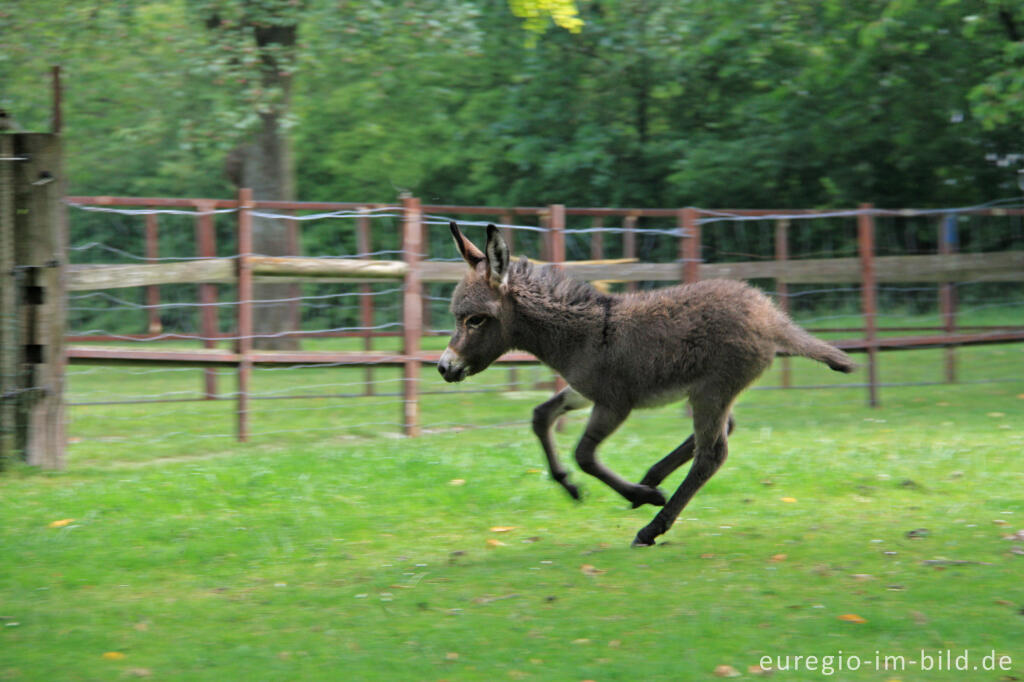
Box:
[438, 223, 855, 547]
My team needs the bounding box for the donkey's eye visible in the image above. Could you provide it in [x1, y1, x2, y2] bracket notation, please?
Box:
[465, 315, 488, 329]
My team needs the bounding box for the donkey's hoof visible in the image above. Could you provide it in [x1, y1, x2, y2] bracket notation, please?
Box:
[631, 522, 662, 547]
[628, 485, 667, 509]
[563, 482, 583, 502]
[630, 533, 657, 548]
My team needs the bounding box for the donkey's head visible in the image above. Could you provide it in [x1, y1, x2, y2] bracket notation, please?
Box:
[438, 223, 513, 383]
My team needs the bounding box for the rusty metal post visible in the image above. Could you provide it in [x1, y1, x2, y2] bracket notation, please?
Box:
[236, 189, 254, 441]
[680, 207, 701, 284]
[938, 215, 958, 383]
[357, 208, 375, 396]
[775, 218, 792, 388]
[401, 195, 422, 437]
[858, 203, 879, 408]
[196, 201, 218, 399]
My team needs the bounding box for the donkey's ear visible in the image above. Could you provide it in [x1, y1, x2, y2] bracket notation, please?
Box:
[485, 224, 510, 288]
[450, 222, 485, 270]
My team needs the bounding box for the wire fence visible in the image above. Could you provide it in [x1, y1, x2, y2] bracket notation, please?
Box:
[43, 194, 1024, 461]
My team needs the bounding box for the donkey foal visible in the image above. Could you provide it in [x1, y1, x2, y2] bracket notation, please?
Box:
[439, 223, 855, 547]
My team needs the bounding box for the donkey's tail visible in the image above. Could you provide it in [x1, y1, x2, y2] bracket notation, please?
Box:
[774, 321, 856, 373]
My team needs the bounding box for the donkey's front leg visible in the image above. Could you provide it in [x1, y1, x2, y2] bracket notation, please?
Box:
[575, 405, 667, 508]
[532, 387, 591, 500]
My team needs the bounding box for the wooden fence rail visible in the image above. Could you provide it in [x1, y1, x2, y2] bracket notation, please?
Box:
[11, 189, 1024, 468]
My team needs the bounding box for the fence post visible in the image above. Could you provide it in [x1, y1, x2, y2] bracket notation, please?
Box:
[236, 188, 254, 441]
[0, 133, 66, 469]
[500, 212, 518, 391]
[858, 203, 879, 408]
[0, 134, 17, 468]
[401, 195, 422, 437]
[357, 208, 375, 396]
[286, 209, 302, 349]
[679, 207, 701, 284]
[196, 200, 218, 399]
[938, 215, 958, 383]
[145, 212, 162, 334]
[623, 213, 638, 293]
[590, 216, 604, 260]
[775, 218, 792, 388]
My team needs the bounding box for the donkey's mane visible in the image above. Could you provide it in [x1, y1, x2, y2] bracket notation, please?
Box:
[509, 256, 610, 311]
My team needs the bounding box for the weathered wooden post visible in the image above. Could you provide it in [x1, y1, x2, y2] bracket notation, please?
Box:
[775, 218, 792, 388]
[401, 195, 422, 437]
[858, 203, 879, 407]
[0, 132, 66, 469]
[236, 188, 254, 441]
[1, 134, 17, 469]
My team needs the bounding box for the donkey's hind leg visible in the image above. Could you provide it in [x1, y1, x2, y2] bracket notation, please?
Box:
[532, 387, 591, 500]
[575, 404, 667, 508]
[632, 414, 736, 508]
[632, 399, 734, 546]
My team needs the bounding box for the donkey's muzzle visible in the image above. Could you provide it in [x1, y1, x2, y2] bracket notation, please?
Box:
[437, 347, 468, 383]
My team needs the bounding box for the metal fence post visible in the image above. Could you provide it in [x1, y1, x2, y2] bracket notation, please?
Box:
[938, 215, 958, 383]
[196, 200, 218, 399]
[858, 203, 879, 407]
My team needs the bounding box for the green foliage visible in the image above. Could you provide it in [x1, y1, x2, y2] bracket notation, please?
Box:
[3, 1, 1024, 235]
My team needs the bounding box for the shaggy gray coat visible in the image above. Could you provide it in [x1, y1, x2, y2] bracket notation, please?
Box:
[439, 224, 854, 546]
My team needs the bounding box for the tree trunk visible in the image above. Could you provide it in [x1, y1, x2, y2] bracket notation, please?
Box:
[240, 109, 298, 350]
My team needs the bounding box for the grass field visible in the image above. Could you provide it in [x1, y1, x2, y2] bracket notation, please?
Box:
[2, 343, 1023, 680]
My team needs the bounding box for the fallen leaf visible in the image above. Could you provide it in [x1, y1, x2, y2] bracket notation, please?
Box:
[906, 528, 930, 539]
[489, 526, 516, 533]
[126, 669, 152, 678]
[485, 539, 506, 548]
[580, 564, 606, 576]
[851, 573, 874, 581]
[102, 652, 126, 661]
[713, 664, 741, 677]
[748, 664, 772, 676]
[572, 638, 591, 645]
[993, 519, 1009, 526]
[780, 497, 797, 503]
[1003, 530, 1024, 541]
[838, 613, 867, 624]
[48, 519, 74, 528]
[770, 553, 787, 563]
[987, 412, 1006, 418]
[448, 479, 466, 486]
[700, 553, 715, 559]
[445, 652, 459, 661]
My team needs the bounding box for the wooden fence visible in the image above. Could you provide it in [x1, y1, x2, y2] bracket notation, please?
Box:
[15, 189, 1024, 468]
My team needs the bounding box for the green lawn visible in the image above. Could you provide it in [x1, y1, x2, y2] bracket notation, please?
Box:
[2, 344, 1023, 680]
